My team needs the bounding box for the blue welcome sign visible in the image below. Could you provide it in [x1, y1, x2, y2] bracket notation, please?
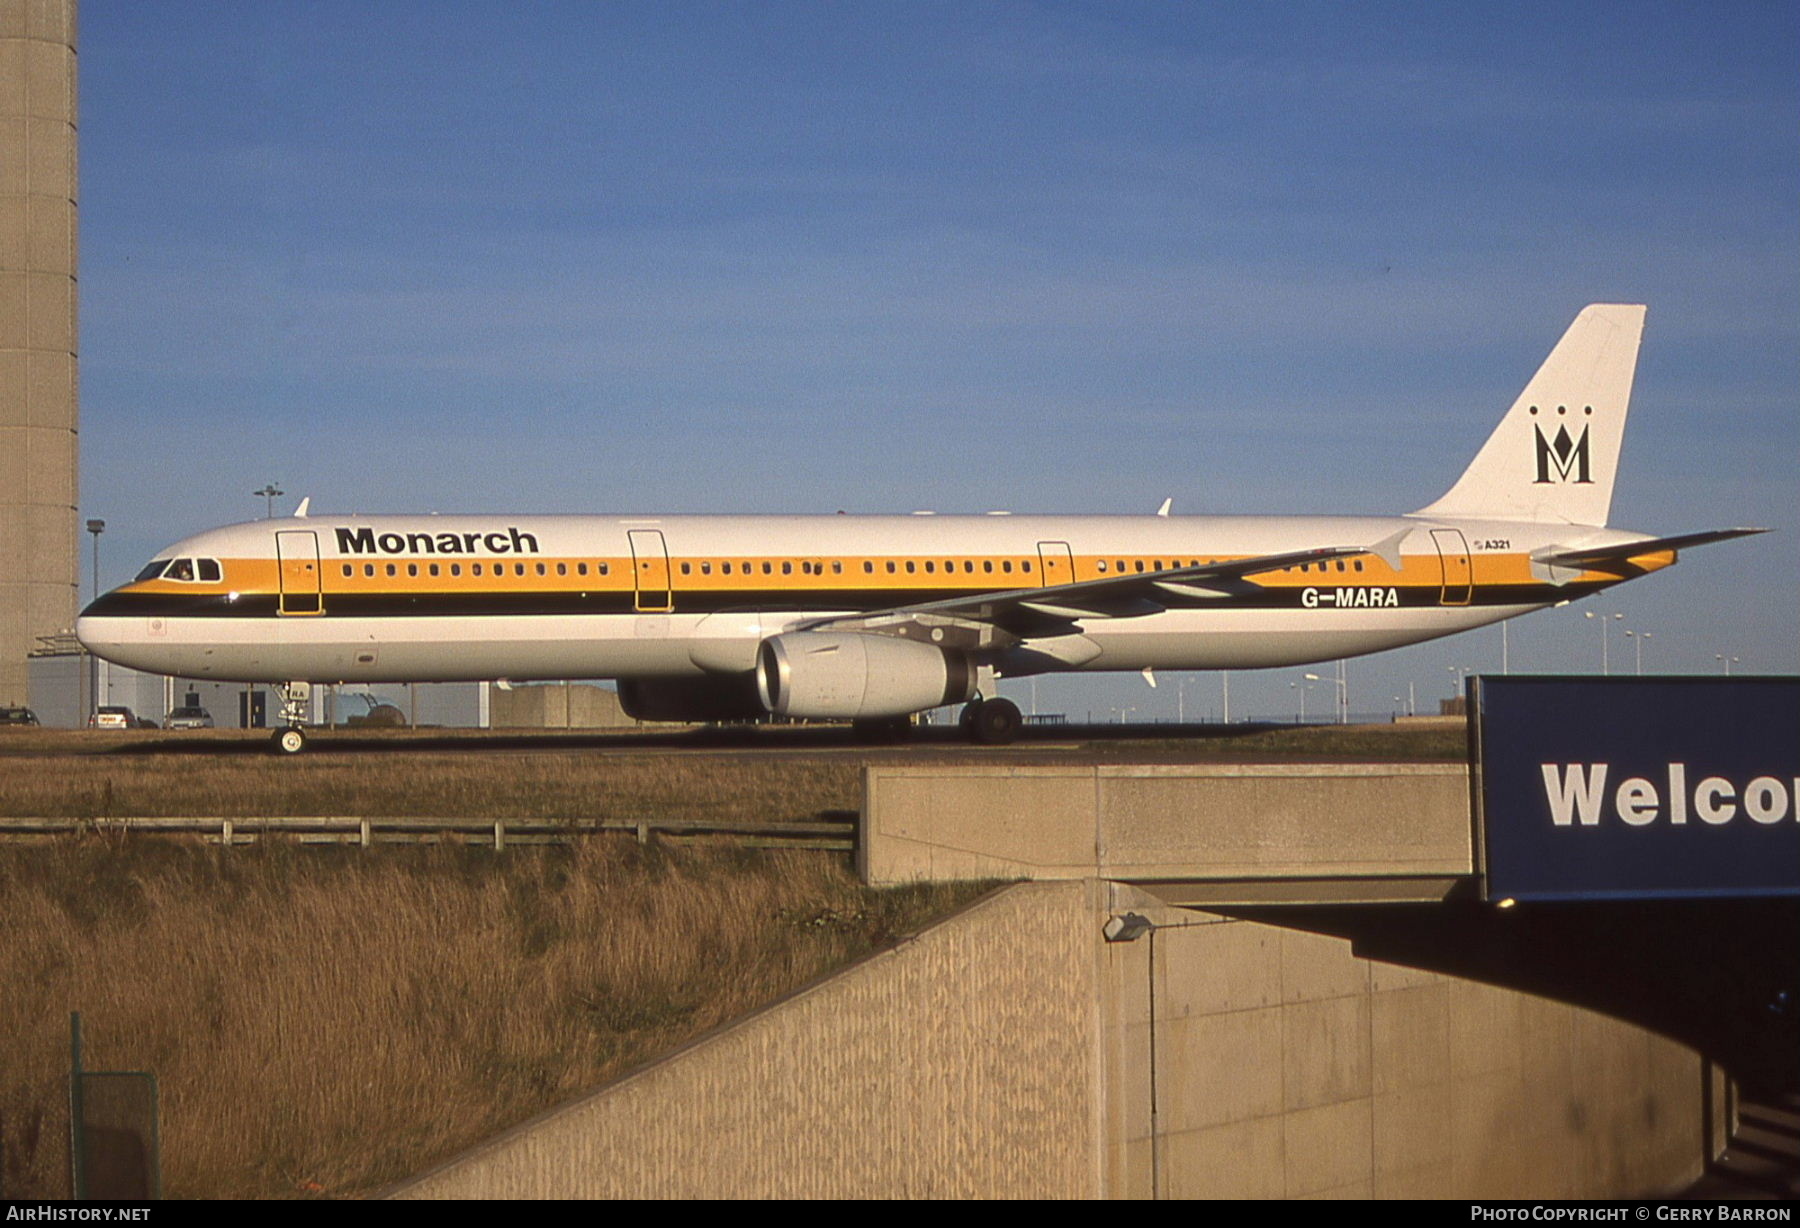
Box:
[1473, 676, 1800, 901]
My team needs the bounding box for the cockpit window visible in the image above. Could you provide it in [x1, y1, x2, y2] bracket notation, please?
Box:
[198, 559, 222, 582]
[135, 559, 171, 582]
[166, 559, 196, 582]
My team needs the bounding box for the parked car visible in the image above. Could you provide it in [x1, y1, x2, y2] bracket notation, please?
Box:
[0, 706, 39, 726]
[165, 705, 215, 730]
[89, 705, 155, 730]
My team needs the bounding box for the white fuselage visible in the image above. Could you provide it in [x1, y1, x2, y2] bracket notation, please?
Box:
[76, 511, 1645, 686]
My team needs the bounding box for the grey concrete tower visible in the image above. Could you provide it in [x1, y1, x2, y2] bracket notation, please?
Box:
[0, 0, 78, 706]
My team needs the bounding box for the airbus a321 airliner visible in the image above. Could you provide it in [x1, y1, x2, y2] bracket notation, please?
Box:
[77, 304, 1761, 752]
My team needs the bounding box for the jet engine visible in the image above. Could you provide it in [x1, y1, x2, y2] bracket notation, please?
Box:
[756, 632, 978, 720]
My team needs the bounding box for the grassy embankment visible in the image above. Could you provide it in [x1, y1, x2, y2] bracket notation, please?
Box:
[0, 837, 988, 1198]
[0, 744, 860, 821]
[0, 722, 1465, 820]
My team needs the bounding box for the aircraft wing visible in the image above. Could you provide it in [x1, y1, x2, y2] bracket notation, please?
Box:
[800, 540, 1387, 640]
[1536, 528, 1767, 577]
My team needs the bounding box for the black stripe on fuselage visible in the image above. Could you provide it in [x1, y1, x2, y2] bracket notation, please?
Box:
[81, 581, 1608, 621]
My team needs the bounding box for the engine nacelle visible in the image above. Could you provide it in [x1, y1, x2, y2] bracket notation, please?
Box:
[616, 675, 765, 723]
[756, 632, 978, 719]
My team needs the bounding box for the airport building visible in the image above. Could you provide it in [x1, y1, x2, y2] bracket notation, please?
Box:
[0, 0, 80, 710]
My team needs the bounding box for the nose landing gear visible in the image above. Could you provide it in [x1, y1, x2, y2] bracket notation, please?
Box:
[269, 682, 312, 755]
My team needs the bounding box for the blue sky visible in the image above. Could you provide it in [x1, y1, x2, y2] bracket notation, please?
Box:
[78, 2, 1797, 718]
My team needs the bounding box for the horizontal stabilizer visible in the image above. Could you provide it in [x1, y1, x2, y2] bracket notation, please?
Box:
[1539, 528, 1767, 573]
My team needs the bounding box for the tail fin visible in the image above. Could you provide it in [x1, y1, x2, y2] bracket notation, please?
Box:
[1414, 304, 1645, 526]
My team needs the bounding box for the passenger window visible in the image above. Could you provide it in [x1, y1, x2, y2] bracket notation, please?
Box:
[680, 563, 690, 575]
[984, 560, 993, 573]
[1098, 560, 1108, 573]
[578, 562, 589, 576]
[925, 561, 935, 573]
[408, 564, 419, 577]
[762, 562, 772, 575]
[364, 564, 374, 577]
[1354, 560, 1364, 572]
[535, 563, 546, 576]
[429, 563, 440, 577]
[451, 563, 461, 577]
[886, 561, 897, 574]
[833, 561, 843, 574]
[386, 564, 397, 577]
[1002, 561, 1012, 573]
[559, 562, 569, 576]
[700, 562, 711, 575]
[1023, 561, 1032, 573]
[863, 561, 873, 574]
[599, 563, 609, 576]
[905, 561, 916, 574]
[341, 565, 353, 578]
[1135, 561, 1144, 573]
[473, 563, 483, 576]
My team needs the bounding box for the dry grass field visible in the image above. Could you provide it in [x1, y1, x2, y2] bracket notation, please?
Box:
[0, 721, 1464, 821]
[0, 836, 989, 1199]
[0, 738, 860, 822]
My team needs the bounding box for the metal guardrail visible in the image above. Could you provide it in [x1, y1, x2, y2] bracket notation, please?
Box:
[0, 814, 858, 851]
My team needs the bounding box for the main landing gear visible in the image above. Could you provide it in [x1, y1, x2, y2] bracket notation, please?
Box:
[960, 697, 1022, 746]
[269, 681, 312, 756]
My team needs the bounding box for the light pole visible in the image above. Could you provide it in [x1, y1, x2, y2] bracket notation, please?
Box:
[1304, 672, 1346, 724]
[1623, 629, 1651, 676]
[1291, 678, 1316, 722]
[254, 484, 284, 519]
[1222, 670, 1231, 725]
[1715, 654, 1739, 676]
[1585, 610, 1624, 675]
[85, 519, 104, 724]
[85, 519, 104, 602]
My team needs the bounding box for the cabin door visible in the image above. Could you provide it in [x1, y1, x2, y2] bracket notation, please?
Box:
[628, 529, 673, 612]
[276, 530, 324, 615]
[1036, 541, 1075, 587]
[1430, 529, 1473, 606]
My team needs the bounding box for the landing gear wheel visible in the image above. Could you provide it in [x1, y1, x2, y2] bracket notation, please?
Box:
[272, 726, 307, 755]
[959, 700, 982, 732]
[969, 697, 1021, 746]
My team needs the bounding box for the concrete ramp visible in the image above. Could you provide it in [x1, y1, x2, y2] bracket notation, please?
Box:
[861, 763, 1473, 905]
[385, 877, 1712, 1199]
[387, 881, 1104, 1199]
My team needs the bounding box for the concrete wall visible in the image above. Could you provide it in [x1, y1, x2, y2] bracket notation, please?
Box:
[0, 0, 80, 706]
[388, 879, 1710, 1200]
[389, 880, 1102, 1199]
[488, 682, 634, 729]
[1099, 892, 1706, 1198]
[863, 763, 1472, 903]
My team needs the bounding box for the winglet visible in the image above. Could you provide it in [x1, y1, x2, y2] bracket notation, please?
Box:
[1156, 497, 1172, 517]
[294, 497, 311, 518]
